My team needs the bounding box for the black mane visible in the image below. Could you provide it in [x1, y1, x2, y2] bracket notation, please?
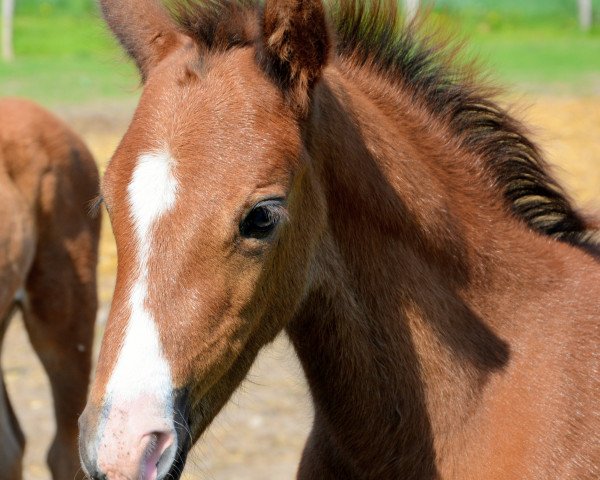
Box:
[169, 0, 599, 251]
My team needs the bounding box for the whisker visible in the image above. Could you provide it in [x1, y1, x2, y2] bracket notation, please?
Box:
[173, 417, 194, 447]
[87, 194, 105, 218]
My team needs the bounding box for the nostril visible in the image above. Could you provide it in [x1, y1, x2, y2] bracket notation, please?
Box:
[141, 431, 175, 480]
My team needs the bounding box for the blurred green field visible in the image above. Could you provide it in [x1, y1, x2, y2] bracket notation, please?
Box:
[0, 14, 137, 104]
[433, 0, 600, 90]
[0, 0, 599, 105]
[435, 0, 600, 20]
[463, 24, 600, 91]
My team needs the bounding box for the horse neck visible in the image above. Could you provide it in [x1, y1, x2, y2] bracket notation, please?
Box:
[286, 68, 552, 475]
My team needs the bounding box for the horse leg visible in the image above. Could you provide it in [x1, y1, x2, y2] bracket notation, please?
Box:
[0, 303, 26, 480]
[0, 167, 36, 478]
[23, 233, 98, 480]
[0, 378, 25, 480]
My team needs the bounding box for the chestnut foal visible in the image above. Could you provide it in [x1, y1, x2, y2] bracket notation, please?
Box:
[79, 0, 599, 478]
[0, 98, 100, 479]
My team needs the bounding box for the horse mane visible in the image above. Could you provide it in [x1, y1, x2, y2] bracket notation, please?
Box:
[169, 0, 599, 251]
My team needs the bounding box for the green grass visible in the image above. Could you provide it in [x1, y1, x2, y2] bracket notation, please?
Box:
[443, 17, 600, 93]
[469, 28, 600, 89]
[430, 0, 600, 92]
[434, 0, 600, 21]
[15, 0, 96, 16]
[1, 6, 599, 105]
[0, 15, 138, 105]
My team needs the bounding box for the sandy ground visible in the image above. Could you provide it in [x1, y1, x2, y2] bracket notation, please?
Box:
[2, 94, 600, 479]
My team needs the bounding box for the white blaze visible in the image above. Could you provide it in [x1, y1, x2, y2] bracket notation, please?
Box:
[106, 149, 178, 403]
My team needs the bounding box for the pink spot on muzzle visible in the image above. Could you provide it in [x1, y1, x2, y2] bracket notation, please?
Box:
[95, 396, 177, 479]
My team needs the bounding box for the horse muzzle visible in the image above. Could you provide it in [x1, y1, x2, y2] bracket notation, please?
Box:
[78, 390, 191, 480]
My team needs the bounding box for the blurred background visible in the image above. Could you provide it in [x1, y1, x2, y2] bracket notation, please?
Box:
[1, 1, 599, 479]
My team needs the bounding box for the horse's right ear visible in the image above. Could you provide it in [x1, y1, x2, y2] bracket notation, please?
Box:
[260, 0, 330, 114]
[100, 0, 185, 81]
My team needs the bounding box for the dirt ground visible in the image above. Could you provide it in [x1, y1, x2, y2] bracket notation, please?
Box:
[2, 94, 600, 479]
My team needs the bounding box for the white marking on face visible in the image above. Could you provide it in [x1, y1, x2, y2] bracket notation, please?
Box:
[106, 149, 178, 403]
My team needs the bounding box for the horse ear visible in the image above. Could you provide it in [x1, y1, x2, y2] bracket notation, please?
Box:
[100, 0, 185, 81]
[260, 0, 330, 113]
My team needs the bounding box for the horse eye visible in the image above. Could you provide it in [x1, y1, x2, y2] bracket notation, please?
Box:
[239, 200, 284, 239]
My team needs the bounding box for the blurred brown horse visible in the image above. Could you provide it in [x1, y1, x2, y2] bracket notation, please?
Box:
[79, 0, 599, 478]
[0, 98, 100, 480]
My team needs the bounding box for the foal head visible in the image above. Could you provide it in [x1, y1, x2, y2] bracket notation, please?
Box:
[79, 0, 331, 478]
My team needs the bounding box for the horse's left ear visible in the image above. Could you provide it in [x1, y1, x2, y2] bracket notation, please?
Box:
[260, 0, 330, 114]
